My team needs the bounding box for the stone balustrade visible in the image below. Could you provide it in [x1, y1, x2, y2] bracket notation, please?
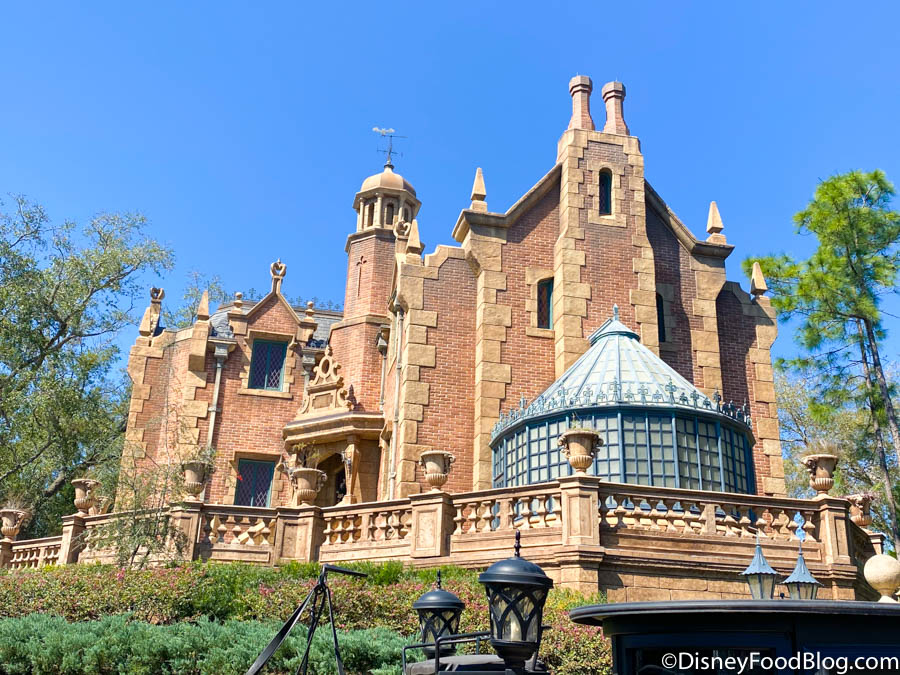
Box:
[1, 477, 883, 600]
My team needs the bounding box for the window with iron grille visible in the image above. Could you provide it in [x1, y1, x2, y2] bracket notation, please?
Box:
[249, 340, 287, 390]
[537, 279, 553, 329]
[234, 459, 275, 507]
[598, 170, 613, 215]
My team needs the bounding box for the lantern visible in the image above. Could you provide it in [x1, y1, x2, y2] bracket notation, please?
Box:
[740, 533, 779, 600]
[784, 543, 821, 600]
[412, 570, 465, 659]
[478, 531, 553, 672]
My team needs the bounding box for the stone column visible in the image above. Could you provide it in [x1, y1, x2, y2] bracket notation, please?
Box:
[168, 503, 203, 561]
[0, 539, 11, 568]
[375, 195, 383, 228]
[57, 514, 87, 565]
[341, 434, 361, 504]
[409, 491, 453, 558]
[276, 506, 324, 562]
[816, 495, 853, 567]
[558, 475, 600, 547]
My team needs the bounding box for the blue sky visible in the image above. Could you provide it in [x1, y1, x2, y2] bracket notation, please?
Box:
[2, 2, 899, 363]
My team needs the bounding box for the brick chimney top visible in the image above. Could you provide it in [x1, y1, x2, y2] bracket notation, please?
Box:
[601, 81, 629, 135]
[568, 75, 595, 131]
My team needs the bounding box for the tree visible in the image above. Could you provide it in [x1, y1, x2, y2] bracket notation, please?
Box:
[0, 196, 173, 536]
[746, 170, 900, 549]
[776, 372, 899, 539]
[161, 270, 229, 330]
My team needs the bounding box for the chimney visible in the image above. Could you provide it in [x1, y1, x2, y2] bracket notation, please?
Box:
[568, 76, 595, 131]
[601, 81, 629, 135]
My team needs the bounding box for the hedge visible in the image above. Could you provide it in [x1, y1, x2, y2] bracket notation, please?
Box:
[0, 613, 413, 674]
[0, 562, 611, 674]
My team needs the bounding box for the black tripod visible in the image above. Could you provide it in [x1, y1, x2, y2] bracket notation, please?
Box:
[244, 564, 368, 675]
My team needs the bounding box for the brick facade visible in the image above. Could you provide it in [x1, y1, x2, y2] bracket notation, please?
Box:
[121, 74, 786, 514]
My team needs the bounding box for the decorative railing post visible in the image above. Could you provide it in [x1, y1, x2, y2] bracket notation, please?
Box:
[410, 490, 454, 558]
[169, 502, 203, 561]
[275, 505, 324, 562]
[558, 474, 600, 547]
[57, 513, 86, 565]
[816, 496, 853, 567]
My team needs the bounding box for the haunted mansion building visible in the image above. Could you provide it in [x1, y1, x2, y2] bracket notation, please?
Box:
[91, 76, 881, 600]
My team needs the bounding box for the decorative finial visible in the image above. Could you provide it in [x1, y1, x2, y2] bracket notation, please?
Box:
[750, 262, 768, 299]
[150, 287, 165, 304]
[613, 304, 619, 321]
[436, 569, 442, 589]
[514, 530, 521, 557]
[373, 127, 406, 170]
[196, 289, 210, 322]
[706, 201, 724, 234]
[270, 259, 287, 294]
[233, 291, 243, 310]
[470, 167, 487, 212]
[305, 300, 315, 319]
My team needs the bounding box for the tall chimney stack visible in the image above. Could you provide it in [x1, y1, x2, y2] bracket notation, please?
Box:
[568, 76, 595, 131]
[601, 81, 629, 135]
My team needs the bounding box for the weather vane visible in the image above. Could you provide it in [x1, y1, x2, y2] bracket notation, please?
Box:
[372, 126, 406, 168]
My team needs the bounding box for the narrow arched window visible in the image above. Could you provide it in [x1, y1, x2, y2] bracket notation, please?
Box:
[537, 278, 554, 329]
[656, 293, 666, 343]
[385, 203, 395, 226]
[598, 170, 612, 215]
[403, 207, 410, 222]
[366, 202, 374, 228]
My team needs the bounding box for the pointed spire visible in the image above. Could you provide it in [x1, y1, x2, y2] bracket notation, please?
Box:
[196, 290, 210, 322]
[470, 167, 487, 213]
[750, 262, 768, 298]
[706, 201, 724, 234]
[406, 219, 424, 255]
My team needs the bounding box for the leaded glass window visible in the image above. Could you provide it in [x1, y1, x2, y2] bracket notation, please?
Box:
[249, 340, 287, 390]
[598, 170, 612, 215]
[537, 279, 553, 329]
[234, 459, 275, 507]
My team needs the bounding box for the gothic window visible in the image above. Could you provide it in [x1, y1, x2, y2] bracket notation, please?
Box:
[537, 278, 553, 329]
[598, 170, 612, 215]
[249, 340, 287, 390]
[656, 293, 666, 343]
[385, 203, 395, 226]
[234, 459, 275, 507]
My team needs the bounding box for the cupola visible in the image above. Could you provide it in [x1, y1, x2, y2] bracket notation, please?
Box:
[353, 160, 421, 232]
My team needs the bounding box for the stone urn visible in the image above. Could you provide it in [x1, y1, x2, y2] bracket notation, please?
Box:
[863, 554, 900, 603]
[558, 427, 603, 474]
[419, 450, 456, 491]
[0, 508, 27, 541]
[289, 467, 327, 506]
[847, 492, 875, 528]
[180, 460, 211, 501]
[71, 478, 101, 516]
[801, 451, 838, 494]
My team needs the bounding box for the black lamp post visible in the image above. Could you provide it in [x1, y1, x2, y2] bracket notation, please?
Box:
[783, 542, 822, 600]
[478, 531, 553, 674]
[412, 570, 465, 659]
[740, 532, 779, 600]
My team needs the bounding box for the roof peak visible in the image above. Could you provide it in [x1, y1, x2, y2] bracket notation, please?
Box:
[589, 305, 639, 344]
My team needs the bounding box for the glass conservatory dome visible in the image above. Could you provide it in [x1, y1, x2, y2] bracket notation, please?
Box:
[491, 308, 756, 493]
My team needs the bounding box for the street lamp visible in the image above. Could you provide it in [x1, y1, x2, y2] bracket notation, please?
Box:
[412, 570, 465, 659]
[478, 531, 553, 673]
[783, 542, 821, 600]
[740, 532, 779, 600]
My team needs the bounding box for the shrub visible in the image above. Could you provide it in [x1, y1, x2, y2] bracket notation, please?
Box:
[0, 561, 611, 673]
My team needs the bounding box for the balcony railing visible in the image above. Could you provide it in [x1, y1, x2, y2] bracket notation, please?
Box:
[1, 476, 880, 597]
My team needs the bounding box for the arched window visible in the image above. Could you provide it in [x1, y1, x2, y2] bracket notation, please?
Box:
[656, 293, 666, 343]
[403, 207, 411, 222]
[366, 202, 374, 228]
[537, 278, 554, 329]
[598, 170, 612, 215]
[385, 203, 395, 226]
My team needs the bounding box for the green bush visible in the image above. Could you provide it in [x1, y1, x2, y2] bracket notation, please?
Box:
[0, 613, 415, 675]
[0, 562, 611, 674]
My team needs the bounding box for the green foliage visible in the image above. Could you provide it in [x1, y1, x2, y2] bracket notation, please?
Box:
[0, 196, 174, 538]
[0, 613, 412, 675]
[0, 562, 610, 673]
[161, 270, 230, 330]
[745, 170, 900, 549]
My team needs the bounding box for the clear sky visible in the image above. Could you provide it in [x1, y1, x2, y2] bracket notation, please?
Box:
[2, 2, 899, 363]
